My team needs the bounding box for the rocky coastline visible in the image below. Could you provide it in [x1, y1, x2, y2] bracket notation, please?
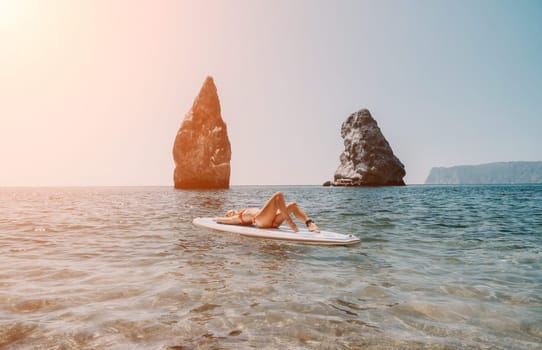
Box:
[425, 161, 542, 184]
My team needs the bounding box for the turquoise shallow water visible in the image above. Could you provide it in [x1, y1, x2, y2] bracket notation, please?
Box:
[0, 185, 541, 349]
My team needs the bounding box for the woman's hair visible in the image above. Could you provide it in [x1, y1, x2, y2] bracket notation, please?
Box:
[225, 210, 237, 217]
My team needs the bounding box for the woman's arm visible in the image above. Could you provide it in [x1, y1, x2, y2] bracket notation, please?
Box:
[213, 216, 239, 225]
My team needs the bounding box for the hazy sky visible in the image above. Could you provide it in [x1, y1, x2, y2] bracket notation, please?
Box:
[1, 0, 541, 186]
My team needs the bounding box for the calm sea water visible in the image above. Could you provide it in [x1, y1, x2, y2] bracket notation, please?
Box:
[0, 185, 541, 349]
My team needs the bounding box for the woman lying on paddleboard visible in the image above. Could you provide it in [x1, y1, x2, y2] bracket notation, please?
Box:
[213, 191, 320, 233]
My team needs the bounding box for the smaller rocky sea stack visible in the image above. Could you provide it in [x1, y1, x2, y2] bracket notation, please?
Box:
[333, 109, 405, 186]
[172, 76, 231, 189]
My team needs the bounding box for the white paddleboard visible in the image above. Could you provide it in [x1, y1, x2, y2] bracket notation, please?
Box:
[192, 217, 361, 246]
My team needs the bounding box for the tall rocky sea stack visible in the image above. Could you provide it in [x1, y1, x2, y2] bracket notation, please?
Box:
[172, 76, 231, 189]
[333, 109, 406, 186]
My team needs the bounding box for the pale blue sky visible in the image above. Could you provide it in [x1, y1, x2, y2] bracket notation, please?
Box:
[1, 0, 541, 186]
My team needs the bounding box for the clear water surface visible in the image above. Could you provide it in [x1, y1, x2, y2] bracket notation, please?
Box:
[0, 185, 541, 349]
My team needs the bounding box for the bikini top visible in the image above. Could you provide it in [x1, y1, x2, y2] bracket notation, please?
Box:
[238, 208, 256, 225]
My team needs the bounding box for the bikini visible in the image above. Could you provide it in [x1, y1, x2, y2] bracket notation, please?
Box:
[238, 209, 256, 225]
[238, 209, 314, 228]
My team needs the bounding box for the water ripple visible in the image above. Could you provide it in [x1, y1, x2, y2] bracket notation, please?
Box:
[0, 185, 541, 349]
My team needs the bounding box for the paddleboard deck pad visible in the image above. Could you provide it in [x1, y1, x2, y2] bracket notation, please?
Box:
[193, 217, 361, 246]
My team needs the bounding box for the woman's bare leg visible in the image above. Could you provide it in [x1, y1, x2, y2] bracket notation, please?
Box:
[286, 202, 320, 232]
[254, 192, 298, 232]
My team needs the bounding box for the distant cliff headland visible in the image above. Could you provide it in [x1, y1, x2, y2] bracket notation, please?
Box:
[425, 161, 542, 185]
